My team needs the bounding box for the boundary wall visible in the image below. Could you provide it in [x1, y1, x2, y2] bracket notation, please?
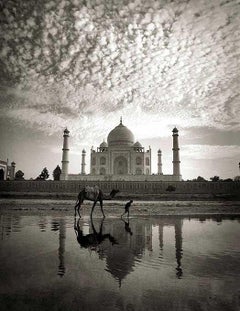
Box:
[67, 174, 182, 181]
[0, 181, 239, 197]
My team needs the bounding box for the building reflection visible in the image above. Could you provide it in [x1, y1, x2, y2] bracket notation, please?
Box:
[51, 218, 66, 277]
[0, 215, 21, 239]
[1, 214, 183, 283]
[159, 224, 164, 250]
[38, 216, 48, 232]
[175, 220, 183, 278]
[58, 219, 66, 277]
[104, 218, 183, 283]
[73, 217, 184, 284]
[157, 218, 183, 278]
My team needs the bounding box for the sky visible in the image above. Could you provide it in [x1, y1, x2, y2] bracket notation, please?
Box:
[0, 0, 239, 180]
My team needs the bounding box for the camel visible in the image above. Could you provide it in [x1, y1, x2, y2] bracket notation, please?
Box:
[74, 217, 118, 250]
[74, 185, 119, 217]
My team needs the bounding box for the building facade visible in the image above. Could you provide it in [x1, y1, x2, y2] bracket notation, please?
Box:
[61, 119, 182, 181]
[0, 159, 16, 180]
[90, 118, 151, 176]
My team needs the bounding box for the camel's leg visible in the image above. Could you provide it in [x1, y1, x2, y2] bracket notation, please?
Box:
[100, 199, 105, 218]
[90, 200, 97, 218]
[74, 200, 79, 217]
[77, 199, 83, 218]
[77, 203, 81, 218]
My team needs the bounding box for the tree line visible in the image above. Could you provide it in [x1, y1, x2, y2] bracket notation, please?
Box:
[12, 168, 240, 182]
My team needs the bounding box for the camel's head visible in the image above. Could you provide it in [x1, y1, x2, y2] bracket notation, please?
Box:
[110, 189, 120, 197]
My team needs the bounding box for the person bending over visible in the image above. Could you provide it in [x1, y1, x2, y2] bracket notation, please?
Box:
[121, 200, 133, 218]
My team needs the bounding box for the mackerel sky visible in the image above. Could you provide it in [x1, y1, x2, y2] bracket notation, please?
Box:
[0, 0, 239, 179]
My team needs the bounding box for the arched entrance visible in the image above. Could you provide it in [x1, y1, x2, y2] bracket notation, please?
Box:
[113, 156, 128, 175]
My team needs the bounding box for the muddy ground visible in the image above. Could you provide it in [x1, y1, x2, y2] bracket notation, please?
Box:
[0, 199, 240, 217]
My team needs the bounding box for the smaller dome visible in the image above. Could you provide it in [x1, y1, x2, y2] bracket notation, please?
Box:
[82, 149, 86, 154]
[172, 127, 178, 133]
[134, 141, 142, 148]
[100, 141, 108, 148]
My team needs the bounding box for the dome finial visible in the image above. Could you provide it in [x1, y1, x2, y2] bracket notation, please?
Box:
[120, 116, 122, 125]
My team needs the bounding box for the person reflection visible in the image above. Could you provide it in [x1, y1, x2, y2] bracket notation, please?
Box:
[121, 218, 133, 236]
[74, 216, 118, 251]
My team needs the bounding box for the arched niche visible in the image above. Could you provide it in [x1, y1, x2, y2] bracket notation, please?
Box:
[114, 156, 128, 175]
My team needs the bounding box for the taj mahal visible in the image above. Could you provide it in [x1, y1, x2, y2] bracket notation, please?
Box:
[60, 118, 182, 181]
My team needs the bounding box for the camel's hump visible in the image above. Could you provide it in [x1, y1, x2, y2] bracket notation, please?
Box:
[84, 186, 100, 200]
[85, 185, 100, 193]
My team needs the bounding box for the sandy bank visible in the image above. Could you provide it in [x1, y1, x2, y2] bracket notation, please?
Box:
[0, 199, 240, 216]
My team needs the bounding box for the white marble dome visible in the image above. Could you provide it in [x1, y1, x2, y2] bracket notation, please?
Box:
[107, 121, 134, 146]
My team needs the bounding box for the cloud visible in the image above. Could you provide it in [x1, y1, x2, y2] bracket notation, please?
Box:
[0, 0, 240, 144]
[181, 144, 240, 160]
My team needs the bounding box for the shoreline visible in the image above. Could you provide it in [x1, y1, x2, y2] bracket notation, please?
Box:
[1, 198, 240, 217]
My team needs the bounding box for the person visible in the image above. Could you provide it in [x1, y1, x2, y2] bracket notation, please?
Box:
[121, 200, 133, 218]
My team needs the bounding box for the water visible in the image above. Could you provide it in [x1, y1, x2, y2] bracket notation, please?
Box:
[0, 214, 240, 311]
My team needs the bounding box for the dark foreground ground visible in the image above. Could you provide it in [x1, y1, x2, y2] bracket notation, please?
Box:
[0, 199, 240, 217]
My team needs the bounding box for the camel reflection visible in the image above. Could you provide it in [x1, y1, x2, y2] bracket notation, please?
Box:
[74, 217, 118, 251]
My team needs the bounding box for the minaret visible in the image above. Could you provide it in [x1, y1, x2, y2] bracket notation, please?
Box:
[5, 158, 9, 180]
[81, 149, 86, 175]
[157, 149, 163, 175]
[149, 145, 152, 174]
[10, 161, 16, 180]
[61, 128, 70, 180]
[172, 127, 181, 177]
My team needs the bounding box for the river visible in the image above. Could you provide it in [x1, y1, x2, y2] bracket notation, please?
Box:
[0, 213, 239, 310]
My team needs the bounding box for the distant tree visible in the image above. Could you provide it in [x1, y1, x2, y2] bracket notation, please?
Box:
[223, 178, 233, 182]
[166, 185, 176, 192]
[36, 167, 49, 180]
[210, 176, 220, 182]
[53, 165, 61, 181]
[198, 176, 207, 181]
[192, 176, 207, 182]
[234, 176, 240, 181]
[15, 170, 25, 180]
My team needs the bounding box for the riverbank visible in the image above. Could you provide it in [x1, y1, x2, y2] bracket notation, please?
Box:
[0, 199, 240, 216]
[0, 191, 239, 201]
